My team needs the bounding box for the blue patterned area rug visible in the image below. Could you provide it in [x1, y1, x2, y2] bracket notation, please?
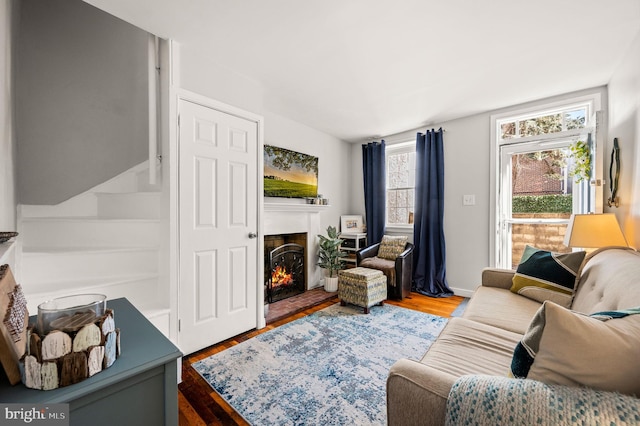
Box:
[193, 303, 448, 425]
[450, 297, 469, 318]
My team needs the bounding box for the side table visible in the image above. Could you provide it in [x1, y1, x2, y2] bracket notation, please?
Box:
[0, 298, 182, 426]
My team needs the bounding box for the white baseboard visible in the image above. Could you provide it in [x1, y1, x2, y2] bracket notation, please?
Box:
[450, 286, 475, 298]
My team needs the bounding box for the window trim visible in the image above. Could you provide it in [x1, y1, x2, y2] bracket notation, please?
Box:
[497, 139, 589, 268]
[489, 92, 603, 267]
[496, 100, 592, 142]
[385, 140, 416, 231]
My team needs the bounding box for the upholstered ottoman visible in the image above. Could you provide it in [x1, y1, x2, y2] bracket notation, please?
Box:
[338, 267, 387, 314]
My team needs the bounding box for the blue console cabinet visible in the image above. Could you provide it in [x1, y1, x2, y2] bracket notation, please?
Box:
[0, 298, 182, 426]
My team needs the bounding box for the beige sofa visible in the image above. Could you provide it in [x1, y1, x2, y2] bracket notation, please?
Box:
[387, 247, 640, 425]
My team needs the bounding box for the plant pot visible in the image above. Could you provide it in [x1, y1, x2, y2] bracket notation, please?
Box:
[324, 276, 339, 292]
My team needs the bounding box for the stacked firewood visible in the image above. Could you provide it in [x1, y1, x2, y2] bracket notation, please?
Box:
[22, 309, 120, 390]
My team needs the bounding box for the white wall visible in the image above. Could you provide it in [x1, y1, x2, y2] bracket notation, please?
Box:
[180, 40, 626, 300]
[439, 114, 491, 296]
[349, 143, 366, 221]
[263, 110, 351, 229]
[15, 0, 149, 205]
[608, 29, 640, 247]
[350, 88, 612, 297]
[0, 0, 16, 230]
[350, 118, 490, 297]
[178, 43, 352, 234]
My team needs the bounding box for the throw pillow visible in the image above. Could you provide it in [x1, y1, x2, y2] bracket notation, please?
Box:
[377, 235, 408, 260]
[510, 301, 640, 396]
[510, 245, 585, 308]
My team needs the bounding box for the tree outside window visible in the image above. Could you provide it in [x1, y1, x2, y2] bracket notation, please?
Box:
[500, 108, 586, 140]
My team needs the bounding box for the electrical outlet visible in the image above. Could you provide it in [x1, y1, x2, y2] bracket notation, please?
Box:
[463, 195, 476, 206]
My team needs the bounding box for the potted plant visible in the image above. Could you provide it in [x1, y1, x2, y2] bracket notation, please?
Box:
[317, 226, 347, 292]
[569, 140, 591, 183]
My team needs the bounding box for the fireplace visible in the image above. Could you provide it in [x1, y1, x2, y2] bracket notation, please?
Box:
[265, 233, 307, 303]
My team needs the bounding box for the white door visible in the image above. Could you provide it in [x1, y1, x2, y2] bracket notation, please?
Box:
[178, 99, 259, 355]
[497, 135, 593, 269]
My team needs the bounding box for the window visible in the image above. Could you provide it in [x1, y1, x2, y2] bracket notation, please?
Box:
[491, 95, 603, 269]
[386, 142, 416, 227]
[498, 106, 587, 140]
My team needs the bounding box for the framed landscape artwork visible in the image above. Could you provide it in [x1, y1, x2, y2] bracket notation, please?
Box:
[264, 145, 318, 198]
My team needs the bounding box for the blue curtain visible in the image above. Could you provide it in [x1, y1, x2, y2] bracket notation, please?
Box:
[413, 129, 453, 297]
[362, 141, 386, 245]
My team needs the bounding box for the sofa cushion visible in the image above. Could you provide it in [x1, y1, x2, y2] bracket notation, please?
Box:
[422, 317, 521, 378]
[571, 247, 640, 314]
[510, 300, 640, 396]
[510, 245, 585, 308]
[462, 286, 542, 335]
[377, 235, 407, 260]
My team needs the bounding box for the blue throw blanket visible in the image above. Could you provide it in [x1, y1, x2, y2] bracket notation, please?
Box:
[446, 375, 640, 425]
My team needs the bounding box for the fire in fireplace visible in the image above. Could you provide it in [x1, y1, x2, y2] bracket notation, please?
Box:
[265, 234, 306, 303]
[272, 265, 294, 286]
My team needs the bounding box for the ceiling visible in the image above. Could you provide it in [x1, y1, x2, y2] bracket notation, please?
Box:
[84, 0, 640, 142]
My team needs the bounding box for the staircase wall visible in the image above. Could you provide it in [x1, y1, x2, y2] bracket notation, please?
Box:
[18, 161, 170, 337]
[15, 0, 149, 205]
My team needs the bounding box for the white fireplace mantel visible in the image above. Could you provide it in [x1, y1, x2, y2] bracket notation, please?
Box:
[264, 202, 330, 213]
[263, 202, 328, 289]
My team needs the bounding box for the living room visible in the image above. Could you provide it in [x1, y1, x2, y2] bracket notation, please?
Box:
[1, 0, 640, 424]
[4, 0, 639, 302]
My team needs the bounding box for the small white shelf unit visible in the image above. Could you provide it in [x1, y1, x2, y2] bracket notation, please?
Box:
[340, 233, 367, 268]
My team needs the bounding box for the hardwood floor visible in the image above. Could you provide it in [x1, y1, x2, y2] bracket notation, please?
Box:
[178, 292, 465, 426]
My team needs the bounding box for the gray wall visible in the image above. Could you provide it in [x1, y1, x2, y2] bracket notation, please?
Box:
[608, 29, 640, 246]
[0, 0, 16, 229]
[15, 0, 149, 205]
[349, 88, 609, 297]
[349, 114, 491, 297]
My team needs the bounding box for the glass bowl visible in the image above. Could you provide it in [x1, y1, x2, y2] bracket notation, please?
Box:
[37, 294, 107, 335]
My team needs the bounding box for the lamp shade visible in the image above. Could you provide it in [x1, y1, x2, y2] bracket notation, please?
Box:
[563, 213, 628, 249]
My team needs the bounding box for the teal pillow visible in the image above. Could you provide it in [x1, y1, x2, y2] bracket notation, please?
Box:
[510, 245, 585, 308]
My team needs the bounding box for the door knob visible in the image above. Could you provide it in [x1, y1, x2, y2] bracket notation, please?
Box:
[248, 232, 258, 239]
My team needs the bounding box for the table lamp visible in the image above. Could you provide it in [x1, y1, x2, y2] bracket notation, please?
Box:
[563, 213, 628, 249]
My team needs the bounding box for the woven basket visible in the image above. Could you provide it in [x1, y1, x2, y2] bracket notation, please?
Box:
[0, 232, 18, 244]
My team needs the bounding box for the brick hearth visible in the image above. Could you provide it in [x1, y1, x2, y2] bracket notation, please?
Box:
[265, 288, 338, 324]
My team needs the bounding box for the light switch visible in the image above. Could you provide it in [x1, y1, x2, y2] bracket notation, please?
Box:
[463, 195, 476, 206]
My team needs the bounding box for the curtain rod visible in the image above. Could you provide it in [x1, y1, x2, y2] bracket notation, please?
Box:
[365, 128, 446, 144]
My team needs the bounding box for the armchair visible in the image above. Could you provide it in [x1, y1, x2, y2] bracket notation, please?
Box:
[356, 241, 414, 300]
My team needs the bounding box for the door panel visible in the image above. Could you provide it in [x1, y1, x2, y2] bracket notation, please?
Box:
[195, 250, 216, 321]
[178, 99, 258, 355]
[195, 157, 216, 227]
[230, 162, 248, 226]
[497, 139, 591, 269]
[229, 246, 248, 312]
